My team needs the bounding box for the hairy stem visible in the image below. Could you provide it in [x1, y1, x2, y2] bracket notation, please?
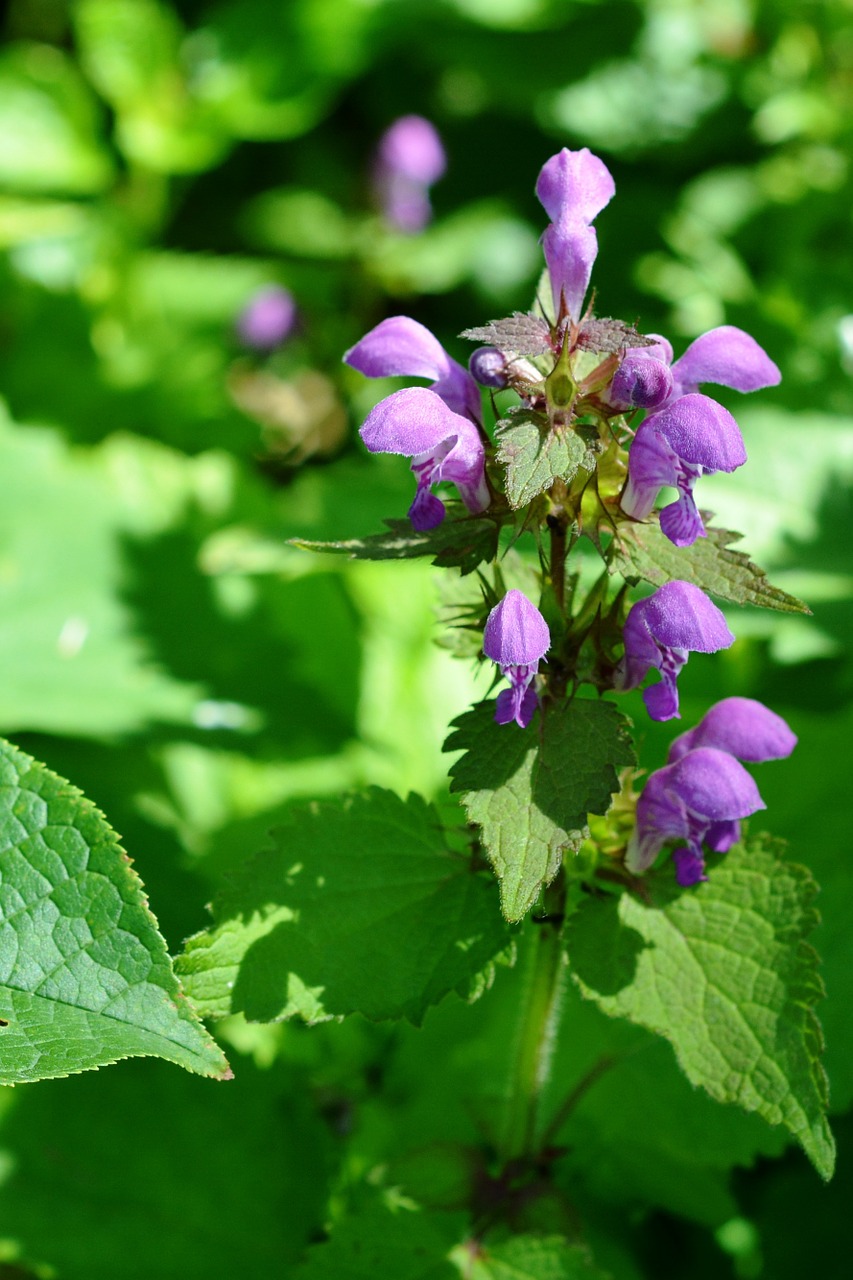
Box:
[500, 870, 568, 1162]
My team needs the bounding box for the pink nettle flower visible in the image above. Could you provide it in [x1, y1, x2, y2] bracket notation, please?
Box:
[483, 590, 550, 728]
[535, 148, 615, 324]
[621, 393, 747, 547]
[616, 580, 735, 721]
[344, 315, 482, 424]
[374, 115, 446, 234]
[359, 387, 488, 531]
[236, 285, 297, 351]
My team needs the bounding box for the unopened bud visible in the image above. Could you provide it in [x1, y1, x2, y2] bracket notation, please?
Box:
[469, 346, 508, 389]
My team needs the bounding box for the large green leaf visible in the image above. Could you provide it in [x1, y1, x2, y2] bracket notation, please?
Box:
[293, 513, 501, 576]
[446, 699, 635, 922]
[0, 739, 229, 1081]
[177, 789, 511, 1024]
[293, 1200, 464, 1280]
[611, 517, 809, 613]
[496, 411, 590, 509]
[568, 838, 834, 1179]
[451, 1235, 611, 1280]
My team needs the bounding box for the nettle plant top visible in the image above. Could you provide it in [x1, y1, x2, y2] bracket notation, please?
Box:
[340, 146, 804, 901]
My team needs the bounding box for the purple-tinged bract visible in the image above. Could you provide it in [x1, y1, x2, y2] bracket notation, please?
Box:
[359, 387, 488, 531]
[535, 148, 615, 323]
[617, 581, 735, 721]
[483, 590, 550, 728]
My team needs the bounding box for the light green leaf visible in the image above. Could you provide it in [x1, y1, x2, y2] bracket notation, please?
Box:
[611, 517, 810, 613]
[177, 789, 511, 1024]
[497, 411, 590, 509]
[451, 1234, 611, 1280]
[568, 838, 834, 1180]
[293, 514, 501, 576]
[0, 738, 229, 1082]
[446, 700, 635, 922]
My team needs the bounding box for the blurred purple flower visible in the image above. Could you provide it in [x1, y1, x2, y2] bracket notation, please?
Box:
[374, 115, 446, 233]
[616, 581, 735, 721]
[483, 589, 550, 728]
[344, 315, 481, 423]
[236, 285, 297, 351]
[535, 148, 615, 323]
[627, 746, 766, 884]
[621, 393, 747, 546]
[359, 387, 488, 530]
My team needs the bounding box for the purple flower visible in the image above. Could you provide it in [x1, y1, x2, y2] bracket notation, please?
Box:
[608, 343, 675, 410]
[621, 393, 747, 546]
[483, 590, 550, 728]
[626, 746, 766, 884]
[666, 697, 796, 856]
[668, 325, 781, 400]
[360, 387, 488, 531]
[344, 316, 482, 424]
[374, 115, 446, 234]
[616, 581, 735, 721]
[236, 286, 297, 350]
[535, 148, 615, 323]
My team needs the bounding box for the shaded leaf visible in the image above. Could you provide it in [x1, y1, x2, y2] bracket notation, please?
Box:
[568, 837, 834, 1180]
[611, 517, 810, 613]
[292, 514, 501, 576]
[0, 738, 229, 1082]
[177, 789, 511, 1024]
[497, 412, 590, 509]
[452, 1234, 611, 1279]
[461, 312, 553, 357]
[294, 1200, 464, 1280]
[446, 700, 635, 922]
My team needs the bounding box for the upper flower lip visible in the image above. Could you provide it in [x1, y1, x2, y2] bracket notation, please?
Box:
[535, 148, 615, 323]
[360, 386, 483, 473]
[344, 315, 481, 424]
[483, 589, 550, 668]
[667, 696, 797, 764]
[651, 393, 747, 472]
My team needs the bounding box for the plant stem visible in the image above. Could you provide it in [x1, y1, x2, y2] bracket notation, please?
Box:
[500, 869, 568, 1162]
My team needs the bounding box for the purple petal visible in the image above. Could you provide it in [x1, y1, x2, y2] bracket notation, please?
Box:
[672, 846, 708, 886]
[344, 316, 451, 382]
[377, 116, 446, 186]
[360, 387, 466, 456]
[408, 487, 446, 531]
[643, 679, 681, 721]
[666, 747, 765, 822]
[610, 351, 674, 409]
[469, 346, 508, 389]
[652, 393, 747, 473]
[536, 148, 616, 225]
[483, 590, 550, 667]
[668, 697, 797, 764]
[634, 581, 736, 656]
[495, 685, 539, 729]
[658, 489, 707, 547]
[535, 148, 615, 321]
[704, 819, 740, 853]
[621, 424, 680, 520]
[672, 325, 781, 396]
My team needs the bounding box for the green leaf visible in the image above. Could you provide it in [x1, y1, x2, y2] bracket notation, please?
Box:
[176, 789, 512, 1024]
[497, 412, 590, 509]
[451, 1235, 611, 1280]
[611, 518, 810, 613]
[446, 700, 636, 922]
[0, 738, 229, 1082]
[0, 1055, 328, 1279]
[292, 514, 501, 576]
[293, 1199, 464, 1280]
[568, 838, 834, 1180]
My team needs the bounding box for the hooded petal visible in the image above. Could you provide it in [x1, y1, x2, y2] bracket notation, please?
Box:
[667, 697, 797, 763]
[671, 325, 781, 396]
[621, 424, 681, 520]
[535, 148, 615, 321]
[636, 581, 735, 654]
[483, 589, 550, 668]
[344, 317, 481, 421]
[652, 393, 747, 473]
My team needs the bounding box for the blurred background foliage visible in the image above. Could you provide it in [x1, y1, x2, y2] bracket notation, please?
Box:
[0, 0, 851, 1275]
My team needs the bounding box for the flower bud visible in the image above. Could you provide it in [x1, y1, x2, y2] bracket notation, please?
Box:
[468, 346, 508, 389]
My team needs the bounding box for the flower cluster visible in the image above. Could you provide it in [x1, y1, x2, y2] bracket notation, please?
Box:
[344, 143, 793, 888]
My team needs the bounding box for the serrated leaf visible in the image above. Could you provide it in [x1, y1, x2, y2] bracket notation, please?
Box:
[461, 313, 553, 357]
[567, 838, 834, 1180]
[177, 789, 512, 1025]
[497, 412, 589, 509]
[0, 738, 229, 1082]
[294, 1200, 464, 1280]
[577, 318, 654, 354]
[611, 517, 810, 613]
[446, 700, 636, 922]
[292, 514, 500, 576]
[452, 1235, 611, 1280]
